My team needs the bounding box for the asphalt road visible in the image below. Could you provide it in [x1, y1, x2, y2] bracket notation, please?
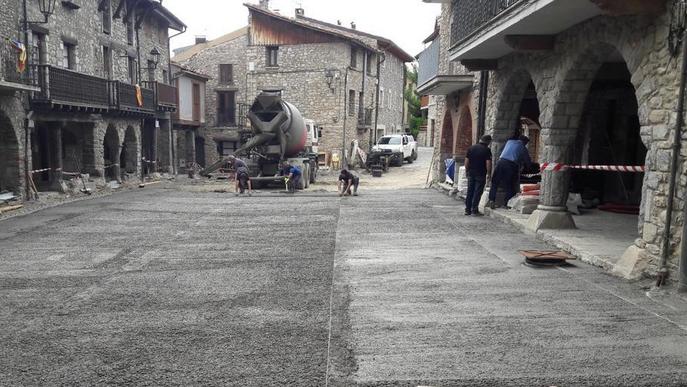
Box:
[2, 173, 687, 385]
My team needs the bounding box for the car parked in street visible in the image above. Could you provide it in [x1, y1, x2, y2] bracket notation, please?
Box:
[372, 134, 418, 166]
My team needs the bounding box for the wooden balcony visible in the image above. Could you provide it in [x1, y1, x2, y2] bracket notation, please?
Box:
[31, 65, 156, 116]
[143, 81, 178, 112]
[31, 65, 110, 111]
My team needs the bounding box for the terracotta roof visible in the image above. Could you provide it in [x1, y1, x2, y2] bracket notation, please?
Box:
[172, 26, 249, 63]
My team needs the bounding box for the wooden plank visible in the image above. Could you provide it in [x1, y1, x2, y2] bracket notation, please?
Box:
[0, 205, 24, 214]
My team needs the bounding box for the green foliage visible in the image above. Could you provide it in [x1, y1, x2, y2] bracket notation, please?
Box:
[404, 64, 424, 138]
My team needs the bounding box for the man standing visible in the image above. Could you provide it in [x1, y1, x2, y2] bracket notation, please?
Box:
[464, 135, 493, 216]
[487, 135, 532, 209]
[338, 169, 359, 196]
[227, 155, 252, 196]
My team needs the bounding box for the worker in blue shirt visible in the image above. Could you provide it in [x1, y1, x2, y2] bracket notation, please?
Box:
[487, 135, 532, 209]
[282, 162, 302, 192]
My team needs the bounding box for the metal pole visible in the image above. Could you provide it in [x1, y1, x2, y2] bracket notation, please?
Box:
[341, 68, 349, 169]
[22, 0, 31, 200]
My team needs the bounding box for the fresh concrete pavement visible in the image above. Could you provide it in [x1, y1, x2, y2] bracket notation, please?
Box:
[1, 148, 687, 385]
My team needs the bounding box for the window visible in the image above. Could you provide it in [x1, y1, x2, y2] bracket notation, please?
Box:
[101, 0, 112, 34]
[61, 42, 75, 70]
[217, 91, 236, 126]
[127, 57, 137, 84]
[162, 70, 168, 84]
[266, 46, 278, 67]
[366, 53, 374, 75]
[126, 19, 135, 45]
[219, 64, 233, 84]
[147, 60, 155, 82]
[103, 46, 112, 79]
[31, 32, 44, 65]
[348, 90, 355, 116]
[350, 47, 357, 68]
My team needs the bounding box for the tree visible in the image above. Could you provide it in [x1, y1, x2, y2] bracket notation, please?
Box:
[404, 65, 425, 138]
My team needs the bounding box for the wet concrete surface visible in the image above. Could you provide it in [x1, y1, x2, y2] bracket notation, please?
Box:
[1, 184, 687, 385]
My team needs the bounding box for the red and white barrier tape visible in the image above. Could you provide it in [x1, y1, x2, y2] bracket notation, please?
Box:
[540, 163, 646, 173]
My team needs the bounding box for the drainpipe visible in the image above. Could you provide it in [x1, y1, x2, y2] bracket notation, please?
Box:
[22, 0, 31, 199]
[342, 67, 350, 169]
[477, 71, 489, 138]
[373, 52, 385, 149]
[659, 22, 687, 288]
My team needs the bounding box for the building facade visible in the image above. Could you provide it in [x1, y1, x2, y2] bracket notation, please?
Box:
[0, 0, 183, 198]
[174, 2, 412, 166]
[427, 0, 684, 280]
[171, 63, 208, 172]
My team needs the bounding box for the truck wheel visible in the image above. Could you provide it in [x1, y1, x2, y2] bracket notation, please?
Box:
[395, 154, 404, 166]
[310, 163, 317, 184]
[303, 164, 310, 189]
[407, 155, 414, 164]
[412, 150, 418, 161]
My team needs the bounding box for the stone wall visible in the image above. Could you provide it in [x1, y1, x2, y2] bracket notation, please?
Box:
[0, 95, 27, 196]
[174, 32, 249, 128]
[481, 10, 682, 273]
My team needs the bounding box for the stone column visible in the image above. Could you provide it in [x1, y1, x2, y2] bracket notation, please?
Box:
[527, 132, 576, 231]
[48, 123, 64, 191]
[185, 130, 196, 166]
[157, 118, 173, 173]
[83, 122, 104, 178]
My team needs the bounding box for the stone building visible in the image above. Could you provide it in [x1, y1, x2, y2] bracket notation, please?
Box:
[0, 0, 183, 198]
[172, 27, 250, 168]
[170, 63, 209, 171]
[174, 2, 412, 165]
[424, 0, 686, 280]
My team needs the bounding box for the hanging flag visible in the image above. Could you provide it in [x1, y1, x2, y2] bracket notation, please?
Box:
[135, 84, 144, 107]
[9, 39, 27, 73]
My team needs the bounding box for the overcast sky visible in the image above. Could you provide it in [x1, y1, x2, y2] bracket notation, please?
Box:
[163, 0, 441, 58]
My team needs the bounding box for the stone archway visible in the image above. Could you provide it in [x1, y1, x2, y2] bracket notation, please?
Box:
[490, 68, 539, 155]
[533, 42, 649, 234]
[0, 110, 20, 194]
[103, 125, 120, 181]
[455, 107, 473, 157]
[121, 126, 139, 177]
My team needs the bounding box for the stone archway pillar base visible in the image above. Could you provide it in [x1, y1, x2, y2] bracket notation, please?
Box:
[612, 244, 649, 280]
[526, 206, 576, 232]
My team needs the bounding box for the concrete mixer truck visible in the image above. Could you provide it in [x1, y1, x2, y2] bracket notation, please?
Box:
[201, 91, 319, 189]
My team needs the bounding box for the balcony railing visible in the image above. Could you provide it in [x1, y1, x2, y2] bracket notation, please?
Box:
[114, 82, 156, 113]
[1, 42, 37, 89]
[33, 65, 110, 109]
[31, 65, 156, 115]
[451, 0, 523, 47]
[142, 81, 178, 111]
[417, 38, 440, 88]
[238, 103, 249, 129]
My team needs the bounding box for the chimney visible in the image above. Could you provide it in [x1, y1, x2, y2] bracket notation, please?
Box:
[259, 0, 269, 9]
[295, 7, 305, 17]
[337, 20, 342, 26]
[350, 22, 356, 30]
[195, 35, 207, 45]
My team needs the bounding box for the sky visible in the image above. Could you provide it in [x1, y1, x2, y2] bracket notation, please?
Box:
[163, 0, 442, 58]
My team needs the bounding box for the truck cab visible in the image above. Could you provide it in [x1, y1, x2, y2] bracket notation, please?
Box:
[373, 134, 418, 166]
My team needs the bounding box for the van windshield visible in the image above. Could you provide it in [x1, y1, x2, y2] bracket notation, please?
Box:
[378, 137, 401, 145]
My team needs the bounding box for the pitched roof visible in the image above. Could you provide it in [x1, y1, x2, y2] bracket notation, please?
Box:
[170, 63, 210, 81]
[172, 26, 249, 63]
[294, 15, 415, 62]
[245, 4, 380, 54]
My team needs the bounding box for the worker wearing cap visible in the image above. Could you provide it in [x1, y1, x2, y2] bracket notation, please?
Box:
[338, 168, 359, 196]
[228, 155, 252, 196]
[487, 134, 531, 209]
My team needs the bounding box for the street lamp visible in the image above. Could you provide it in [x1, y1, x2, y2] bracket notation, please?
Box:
[149, 47, 161, 69]
[23, 0, 58, 24]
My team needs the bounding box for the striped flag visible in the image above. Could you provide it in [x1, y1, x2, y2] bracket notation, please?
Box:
[8, 39, 27, 73]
